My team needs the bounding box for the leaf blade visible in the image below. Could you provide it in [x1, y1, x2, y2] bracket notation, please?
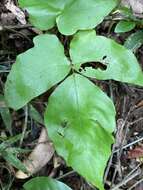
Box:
[23, 177, 72, 190]
[45, 74, 115, 190]
[18, 0, 67, 30]
[115, 20, 136, 33]
[70, 30, 143, 86]
[5, 34, 70, 110]
[124, 30, 143, 51]
[19, 0, 118, 35]
[57, 0, 118, 35]
[3, 151, 27, 173]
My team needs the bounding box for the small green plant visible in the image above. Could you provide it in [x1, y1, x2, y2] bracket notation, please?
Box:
[4, 1, 143, 190]
[0, 133, 28, 173]
[115, 20, 136, 33]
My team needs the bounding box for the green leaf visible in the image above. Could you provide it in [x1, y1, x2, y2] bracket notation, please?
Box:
[115, 20, 136, 33]
[5, 34, 70, 110]
[0, 94, 12, 135]
[23, 177, 72, 190]
[118, 6, 133, 18]
[57, 0, 118, 35]
[44, 74, 115, 190]
[3, 151, 27, 173]
[19, 0, 118, 35]
[124, 30, 143, 51]
[18, 0, 68, 30]
[70, 30, 143, 86]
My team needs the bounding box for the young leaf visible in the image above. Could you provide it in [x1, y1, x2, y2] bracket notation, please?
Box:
[23, 177, 72, 190]
[124, 30, 143, 51]
[115, 20, 136, 33]
[19, 0, 118, 35]
[5, 34, 70, 110]
[70, 30, 143, 86]
[44, 74, 116, 190]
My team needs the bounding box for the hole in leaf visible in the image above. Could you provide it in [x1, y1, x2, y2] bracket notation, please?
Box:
[102, 55, 107, 60]
[57, 120, 68, 138]
[57, 131, 64, 137]
[79, 61, 108, 72]
[61, 120, 68, 128]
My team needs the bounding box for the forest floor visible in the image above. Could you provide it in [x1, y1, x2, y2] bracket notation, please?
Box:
[0, 1, 143, 190]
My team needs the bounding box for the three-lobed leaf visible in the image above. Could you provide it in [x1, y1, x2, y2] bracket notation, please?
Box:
[5, 34, 70, 110]
[4, 30, 143, 190]
[44, 74, 115, 190]
[19, 0, 118, 35]
[5, 30, 143, 110]
[23, 177, 72, 190]
[70, 30, 143, 86]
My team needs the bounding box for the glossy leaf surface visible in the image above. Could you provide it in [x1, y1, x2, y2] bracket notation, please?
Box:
[70, 30, 143, 86]
[23, 177, 72, 190]
[5, 34, 70, 110]
[19, 0, 118, 35]
[45, 74, 115, 190]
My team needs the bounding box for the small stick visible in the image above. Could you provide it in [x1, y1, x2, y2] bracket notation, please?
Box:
[56, 171, 76, 180]
[114, 136, 143, 153]
[128, 177, 143, 190]
[111, 169, 141, 190]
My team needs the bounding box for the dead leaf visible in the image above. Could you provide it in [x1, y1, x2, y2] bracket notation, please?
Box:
[136, 100, 143, 108]
[15, 128, 54, 179]
[122, 0, 143, 14]
[5, 0, 26, 24]
[128, 146, 143, 159]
